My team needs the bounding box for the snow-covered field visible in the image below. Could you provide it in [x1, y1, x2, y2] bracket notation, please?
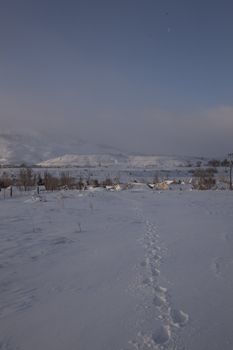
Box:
[1, 188, 233, 350]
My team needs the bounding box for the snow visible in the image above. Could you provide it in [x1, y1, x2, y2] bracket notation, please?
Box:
[37, 154, 122, 168]
[1, 189, 233, 349]
[37, 154, 203, 169]
[128, 155, 189, 169]
[0, 132, 126, 166]
[0, 131, 209, 171]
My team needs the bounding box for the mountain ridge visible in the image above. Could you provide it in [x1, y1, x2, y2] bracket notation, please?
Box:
[0, 132, 208, 168]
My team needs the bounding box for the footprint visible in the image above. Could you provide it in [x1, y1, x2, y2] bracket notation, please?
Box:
[140, 260, 147, 267]
[154, 285, 167, 295]
[152, 325, 171, 345]
[153, 253, 162, 262]
[142, 277, 152, 286]
[153, 294, 166, 307]
[170, 309, 189, 327]
[151, 267, 160, 277]
[140, 257, 150, 268]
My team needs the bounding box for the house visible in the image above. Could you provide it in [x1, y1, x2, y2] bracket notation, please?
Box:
[155, 182, 169, 190]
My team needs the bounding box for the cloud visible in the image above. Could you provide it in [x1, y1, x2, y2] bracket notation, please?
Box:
[205, 105, 233, 130]
[184, 105, 233, 156]
[0, 88, 232, 157]
[113, 105, 233, 156]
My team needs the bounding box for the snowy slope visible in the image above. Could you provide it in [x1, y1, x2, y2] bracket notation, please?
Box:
[37, 153, 128, 167]
[0, 131, 207, 169]
[0, 133, 57, 165]
[38, 153, 204, 169]
[128, 155, 191, 168]
[0, 132, 125, 166]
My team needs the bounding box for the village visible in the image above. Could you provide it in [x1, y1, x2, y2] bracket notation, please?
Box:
[0, 158, 232, 201]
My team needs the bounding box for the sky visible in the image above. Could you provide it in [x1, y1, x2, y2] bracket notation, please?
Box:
[0, 0, 233, 156]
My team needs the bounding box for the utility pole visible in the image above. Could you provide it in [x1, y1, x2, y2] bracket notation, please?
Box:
[228, 153, 233, 190]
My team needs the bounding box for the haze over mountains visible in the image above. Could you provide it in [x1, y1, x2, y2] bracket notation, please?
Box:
[0, 131, 122, 165]
[0, 131, 207, 168]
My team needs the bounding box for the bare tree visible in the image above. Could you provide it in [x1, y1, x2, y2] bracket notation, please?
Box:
[0, 172, 13, 189]
[60, 171, 74, 189]
[44, 172, 60, 191]
[18, 168, 36, 191]
[193, 168, 216, 190]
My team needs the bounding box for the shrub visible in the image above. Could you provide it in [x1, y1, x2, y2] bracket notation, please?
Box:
[221, 159, 230, 167]
[193, 168, 216, 190]
[153, 173, 159, 184]
[60, 172, 75, 189]
[76, 177, 85, 190]
[102, 178, 113, 187]
[208, 159, 221, 167]
[0, 173, 13, 189]
[44, 172, 60, 191]
[18, 168, 36, 191]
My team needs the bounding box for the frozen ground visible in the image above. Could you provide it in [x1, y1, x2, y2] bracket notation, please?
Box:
[0, 189, 233, 350]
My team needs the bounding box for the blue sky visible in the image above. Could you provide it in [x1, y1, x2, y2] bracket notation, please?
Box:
[0, 0, 232, 155]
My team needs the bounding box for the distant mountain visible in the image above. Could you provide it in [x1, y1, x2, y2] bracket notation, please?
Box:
[0, 131, 208, 169]
[0, 132, 125, 166]
[0, 132, 57, 165]
[38, 153, 206, 169]
[37, 154, 128, 168]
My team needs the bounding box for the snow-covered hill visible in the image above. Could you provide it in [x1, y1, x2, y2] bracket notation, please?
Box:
[0, 131, 207, 169]
[0, 132, 124, 166]
[37, 154, 126, 167]
[38, 153, 206, 169]
[128, 155, 190, 169]
[0, 133, 57, 165]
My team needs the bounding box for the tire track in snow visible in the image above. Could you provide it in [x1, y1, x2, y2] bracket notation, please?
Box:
[126, 205, 189, 350]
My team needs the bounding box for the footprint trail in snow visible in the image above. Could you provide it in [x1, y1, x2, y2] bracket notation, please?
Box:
[126, 207, 189, 350]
